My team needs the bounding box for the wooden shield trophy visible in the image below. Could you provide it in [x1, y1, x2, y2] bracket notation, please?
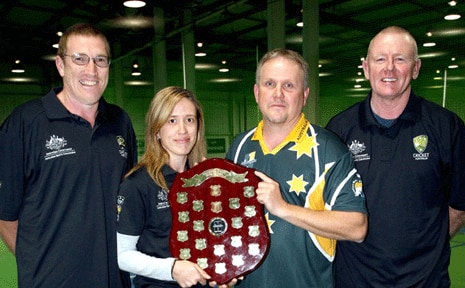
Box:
[169, 158, 270, 284]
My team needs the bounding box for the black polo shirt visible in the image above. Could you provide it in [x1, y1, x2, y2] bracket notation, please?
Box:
[117, 165, 208, 288]
[0, 87, 137, 288]
[327, 92, 465, 287]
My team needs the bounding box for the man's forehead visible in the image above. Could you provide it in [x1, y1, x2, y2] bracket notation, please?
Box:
[65, 35, 108, 51]
[368, 33, 415, 56]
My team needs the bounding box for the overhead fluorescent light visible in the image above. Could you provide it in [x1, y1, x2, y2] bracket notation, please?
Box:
[124, 80, 152, 86]
[123, 0, 146, 8]
[444, 9, 461, 20]
[11, 60, 25, 73]
[2, 77, 37, 82]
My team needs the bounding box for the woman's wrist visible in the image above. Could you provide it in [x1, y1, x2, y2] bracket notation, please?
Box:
[171, 259, 177, 280]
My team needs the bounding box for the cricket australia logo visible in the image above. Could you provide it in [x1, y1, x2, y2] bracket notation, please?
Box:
[413, 135, 429, 160]
[348, 140, 370, 162]
[44, 135, 76, 160]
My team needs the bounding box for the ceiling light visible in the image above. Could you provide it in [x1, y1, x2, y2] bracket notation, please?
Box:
[296, 9, 303, 27]
[448, 64, 459, 69]
[41, 54, 57, 61]
[123, 0, 146, 8]
[53, 26, 62, 49]
[124, 80, 152, 86]
[195, 42, 206, 57]
[195, 63, 216, 70]
[209, 78, 242, 83]
[131, 68, 141, 76]
[419, 51, 446, 58]
[444, 9, 461, 20]
[131, 60, 141, 76]
[11, 60, 25, 73]
[444, 76, 465, 81]
[55, 23, 64, 36]
[219, 60, 229, 72]
[2, 77, 36, 83]
[108, 16, 153, 28]
[423, 42, 436, 47]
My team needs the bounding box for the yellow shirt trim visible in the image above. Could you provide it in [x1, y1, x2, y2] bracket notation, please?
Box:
[251, 113, 310, 155]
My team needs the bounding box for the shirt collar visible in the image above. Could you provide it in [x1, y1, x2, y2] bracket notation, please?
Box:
[162, 164, 179, 176]
[252, 113, 310, 154]
[359, 90, 421, 129]
[42, 86, 107, 122]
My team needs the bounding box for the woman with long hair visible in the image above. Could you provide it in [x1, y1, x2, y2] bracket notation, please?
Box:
[116, 86, 210, 288]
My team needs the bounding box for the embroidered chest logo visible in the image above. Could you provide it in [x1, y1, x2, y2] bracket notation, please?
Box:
[241, 151, 257, 168]
[352, 178, 364, 198]
[117, 195, 125, 221]
[413, 135, 429, 160]
[44, 135, 76, 160]
[348, 140, 370, 162]
[116, 135, 128, 158]
[157, 188, 170, 209]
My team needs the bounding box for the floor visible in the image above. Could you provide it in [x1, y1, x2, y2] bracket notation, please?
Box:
[450, 228, 465, 288]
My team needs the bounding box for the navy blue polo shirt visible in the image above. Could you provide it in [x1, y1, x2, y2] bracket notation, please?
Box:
[0, 87, 137, 288]
[327, 92, 465, 287]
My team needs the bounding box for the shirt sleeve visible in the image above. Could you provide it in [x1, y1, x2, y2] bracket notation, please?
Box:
[0, 131, 24, 220]
[325, 149, 367, 214]
[448, 116, 465, 211]
[126, 121, 138, 169]
[117, 232, 177, 281]
[117, 176, 146, 235]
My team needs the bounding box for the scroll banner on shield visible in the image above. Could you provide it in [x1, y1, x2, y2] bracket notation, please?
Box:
[169, 158, 270, 285]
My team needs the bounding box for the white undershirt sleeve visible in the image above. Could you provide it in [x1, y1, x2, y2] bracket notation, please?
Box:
[117, 232, 177, 281]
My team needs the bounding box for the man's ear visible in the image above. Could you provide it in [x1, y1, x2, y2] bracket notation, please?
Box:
[55, 56, 65, 77]
[253, 84, 259, 104]
[412, 59, 422, 80]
